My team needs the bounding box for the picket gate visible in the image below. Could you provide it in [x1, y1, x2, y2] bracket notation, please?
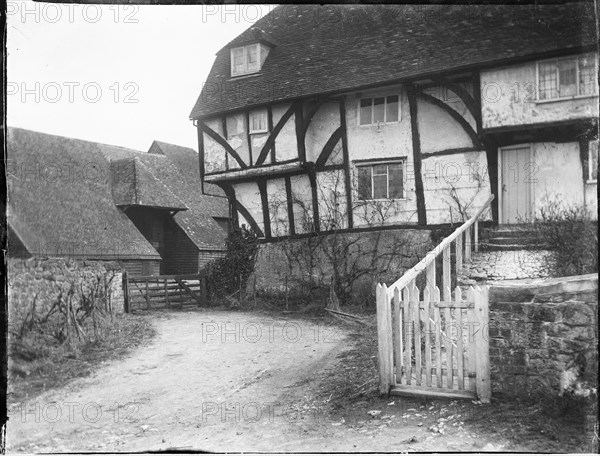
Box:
[376, 195, 493, 402]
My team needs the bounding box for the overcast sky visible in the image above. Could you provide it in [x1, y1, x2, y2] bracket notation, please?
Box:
[7, 2, 274, 151]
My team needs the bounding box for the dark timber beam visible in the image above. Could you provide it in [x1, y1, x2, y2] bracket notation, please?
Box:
[315, 127, 343, 169]
[218, 183, 239, 229]
[200, 123, 247, 170]
[267, 106, 276, 163]
[406, 83, 428, 226]
[196, 123, 205, 195]
[255, 100, 302, 166]
[434, 75, 479, 124]
[339, 98, 353, 229]
[257, 179, 271, 239]
[245, 110, 253, 166]
[306, 163, 320, 232]
[285, 176, 295, 236]
[295, 102, 306, 163]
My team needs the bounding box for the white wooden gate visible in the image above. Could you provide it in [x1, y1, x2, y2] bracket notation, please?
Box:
[376, 195, 494, 402]
[377, 283, 490, 401]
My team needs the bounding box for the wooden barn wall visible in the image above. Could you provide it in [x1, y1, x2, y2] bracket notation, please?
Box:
[164, 219, 199, 275]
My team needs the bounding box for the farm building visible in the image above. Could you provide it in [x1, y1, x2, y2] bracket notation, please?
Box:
[7, 127, 229, 276]
[189, 4, 598, 239]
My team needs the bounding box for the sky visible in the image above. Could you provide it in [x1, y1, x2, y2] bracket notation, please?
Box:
[7, 2, 275, 151]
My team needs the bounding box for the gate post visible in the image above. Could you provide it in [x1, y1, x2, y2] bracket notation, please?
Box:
[376, 283, 393, 395]
[122, 271, 130, 314]
[474, 285, 491, 403]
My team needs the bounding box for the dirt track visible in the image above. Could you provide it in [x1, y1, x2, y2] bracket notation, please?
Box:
[8, 310, 354, 452]
[6, 309, 583, 452]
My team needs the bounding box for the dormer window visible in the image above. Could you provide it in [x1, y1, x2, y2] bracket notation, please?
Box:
[231, 43, 267, 77]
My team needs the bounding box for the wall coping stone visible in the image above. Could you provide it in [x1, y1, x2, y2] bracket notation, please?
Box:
[490, 274, 598, 303]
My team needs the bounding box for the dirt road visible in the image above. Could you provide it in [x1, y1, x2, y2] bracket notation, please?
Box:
[6, 309, 584, 452]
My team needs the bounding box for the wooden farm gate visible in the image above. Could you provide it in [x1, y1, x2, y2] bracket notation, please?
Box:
[122, 273, 207, 312]
[376, 195, 494, 402]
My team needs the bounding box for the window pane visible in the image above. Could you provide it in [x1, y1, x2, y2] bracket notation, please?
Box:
[579, 55, 597, 96]
[373, 174, 388, 199]
[357, 166, 372, 200]
[558, 60, 577, 97]
[246, 45, 259, 72]
[386, 95, 399, 122]
[359, 99, 372, 125]
[388, 163, 403, 199]
[373, 97, 385, 123]
[590, 140, 598, 181]
[250, 110, 266, 132]
[373, 164, 387, 176]
[233, 48, 245, 73]
[538, 62, 558, 100]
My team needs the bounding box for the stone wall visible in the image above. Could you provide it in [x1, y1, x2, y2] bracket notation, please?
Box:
[8, 258, 125, 325]
[249, 228, 432, 305]
[488, 274, 598, 397]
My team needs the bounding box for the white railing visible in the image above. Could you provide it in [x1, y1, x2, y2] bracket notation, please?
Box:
[387, 194, 494, 299]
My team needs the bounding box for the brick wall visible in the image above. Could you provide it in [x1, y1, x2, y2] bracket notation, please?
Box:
[488, 274, 598, 397]
[250, 228, 433, 304]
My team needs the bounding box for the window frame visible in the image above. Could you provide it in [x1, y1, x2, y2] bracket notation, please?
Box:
[357, 95, 401, 127]
[536, 53, 598, 103]
[248, 108, 268, 134]
[355, 159, 406, 201]
[588, 139, 598, 184]
[230, 43, 262, 77]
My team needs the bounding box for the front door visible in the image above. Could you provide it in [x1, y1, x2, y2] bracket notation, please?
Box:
[500, 146, 532, 224]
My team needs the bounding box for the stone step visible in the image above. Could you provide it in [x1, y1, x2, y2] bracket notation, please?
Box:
[481, 242, 550, 251]
[483, 236, 544, 246]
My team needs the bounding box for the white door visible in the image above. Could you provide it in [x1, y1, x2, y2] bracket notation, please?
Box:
[500, 146, 532, 224]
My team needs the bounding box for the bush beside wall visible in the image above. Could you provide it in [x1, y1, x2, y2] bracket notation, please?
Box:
[250, 228, 433, 307]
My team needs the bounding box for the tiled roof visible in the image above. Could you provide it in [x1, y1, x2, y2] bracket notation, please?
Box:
[7, 128, 229, 258]
[110, 157, 188, 210]
[7, 127, 160, 259]
[102, 141, 229, 251]
[190, 3, 597, 119]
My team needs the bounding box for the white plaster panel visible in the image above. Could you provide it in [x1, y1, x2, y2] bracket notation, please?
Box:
[203, 117, 227, 173]
[305, 102, 341, 163]
[531, 142, 584, 213]
[288, 174, 313, 234]
[272, 103, 298, 162]
[234, 181, 263, 234]
[345, 85, 413, 163]
[226, 113, 250, 166]
[421, 151, 493, 224]
[316, 170, 348, 230]
[266, 178, 289, 237]
[417, 99, 475, 154]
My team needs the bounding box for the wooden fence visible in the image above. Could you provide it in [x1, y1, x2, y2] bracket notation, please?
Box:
[122, 273, 207, 312]
[376, 195, 494, 402]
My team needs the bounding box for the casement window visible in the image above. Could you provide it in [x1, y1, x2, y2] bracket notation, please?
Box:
[589, 140, 598, 183]
[357, 161, 404, 200]
[537, 54, 598, 101]
[231, 43, 263, 77]
[358, 95, 400, 126]
[249, 109, 268, 134]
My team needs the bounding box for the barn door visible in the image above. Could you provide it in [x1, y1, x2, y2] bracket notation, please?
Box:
[500, 146, 532, 224]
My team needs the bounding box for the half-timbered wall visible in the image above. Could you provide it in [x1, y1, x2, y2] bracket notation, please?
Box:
[198, 78, 498, 239]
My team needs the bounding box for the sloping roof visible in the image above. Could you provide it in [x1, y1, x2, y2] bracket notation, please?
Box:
[190, 3, 597, 119]
[101, 141, 229, 251]
[148, 141, 226, 198]
[7, 127, 161, 259]
[110, 157, 188, 210]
